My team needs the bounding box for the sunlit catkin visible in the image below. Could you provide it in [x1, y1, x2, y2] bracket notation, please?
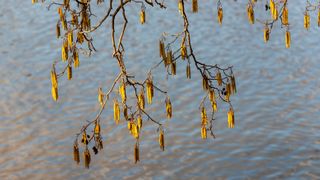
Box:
[209, 89, 216, 104]
[137, 115, 142, 130]
[134, 143, 139, 163]
[247, 4, 255, 24]
[51, 70, 58, 88]
[159, 129, 165, 151]
[51, 86, 58, 101]
[113, 99, 120, 125]
[269, 0, 275, 18]
[264, 26, 270, 43]
[165, 97, 172, 119]
[98, 87, 104, 106]
[227, 108, 235, 128]
[231, 75, 237, 94]
[77, 32, 84, 44]
[285, 30, 291, 49]
[119, 80, 126, 103]
[318, 9, 320, 27]
[186, 64, 191, 79]
[282, 6, 289, 25]
[171, 61, 176, 75]
[304, 11, 310, 30]
[67, 65, 72, 80]
[201, 106, 207, 126]
[62, 40, 68, 61]
[201, 126, 207, 139]
[94, 121, 101, 135]
[73, 51, 80, 68]
[216, 71, 222, 86]
[84, 148, 91, 168]
[178, 0, 183, 15]
[140, 9, 145, 24]
[180, 43, 187, 60]
[68, 31, 73, 49]
[132, 123, 139, 139]
[138, 90, 145, 110]
[159, 40, 165, 58]
[217, 7, 223, 25]
[202, 75, 209, 91]
[146, 78, 154, 104]
[192, 0, 198, 13]
[73, 144, 80, 164]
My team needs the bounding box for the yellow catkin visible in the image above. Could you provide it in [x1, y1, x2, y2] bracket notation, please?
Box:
[82, 131, 88, 145]
[166, 50, 173, 67]
[56, 23, 60, 38]
[134, 143, 139, 163]
[113, 99, 120, 125]
[73, 51, 80, 68]
[282, 6, 289, 25]
[137, 115, 142, 130]
[138, 90, 145, 110]
[186, 64, 191, 79]
[211, 101, 218, 112]
[159, 130, 165, 151]
[228, 108, 235, 128]
[68, 31, 73, 49]
[216, 71, 222, 86]
[231, 75, 237, 94]
[264, 26, 270, 43]
[209, 89, 216, 103]
[51, 86, 58, 101]
[73, 144, 80, 164]
[119, 80, 126, 103]
[272, 6, 278, 20]
[166, 97, 172, 119]
[62, 41, 68, 61]
[226, 83, 231, 102]
[77, 32, 84, 44]
[178, 0, 183, 15]
[146, 78, 153, 104]
[318, 9, 320, 27]
[270, 0, 275, 18]
[285, 30, 291, 49]
[202, 75, 209, 91]
[51, 70, 58, 88]
[247, 4, 255, 24]
[98, 87, 104, 106]
[132, 123, 139, 139]
[84, 148, 91, 168]
[67, 65, 72, 80]
[159, 40, 165, 58]
[201, 126, 207, 139]
[32, 0, 38, 4]
[171, 61, 176, 75]
[192, 0, 198, 13]
[217, 7, 223, 25]
[201, 106, 207, 126]
[180, 42, 187, 60]
[304, 12, 310, 30]
[94, 122, 100, 134]
[140, 9, 145, 24]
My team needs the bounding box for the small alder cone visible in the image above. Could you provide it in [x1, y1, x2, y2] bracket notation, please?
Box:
[140, 9, 146, 24]
[282, 6, 289, 25]
[159, 129, 165, 151]
[304, 11, 310, 30]
[98, 87, 104, 106]
[201, 106, 207, 126]
[192, 0, 198, 13]
[138, 90, 145, 110]
[201, 126, 207, 139]
[285, 30, 291, 49]
[67, 65, 72, 80]
[84, 148, 91, 168]
[264, 26, 270, 43]
[227, 108, 235, 128]
[216, 71, 222, 86]
[186, 64, 191, 79]
[247, 4, 255, 24]
[73, 51, 80, 68]
[217, 7, 223, 25]
[134, 143, 139, 164]
[146, 77, 154, 104]
[73, 143, 80, 164]
[113, 99, 120, 125]
[165, 97, 172, 119]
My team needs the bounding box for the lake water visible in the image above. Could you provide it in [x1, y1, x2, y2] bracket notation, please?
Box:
[0, 1, 320, 179]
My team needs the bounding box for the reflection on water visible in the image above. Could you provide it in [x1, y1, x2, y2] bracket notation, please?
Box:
[1, 1, 320, 179]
